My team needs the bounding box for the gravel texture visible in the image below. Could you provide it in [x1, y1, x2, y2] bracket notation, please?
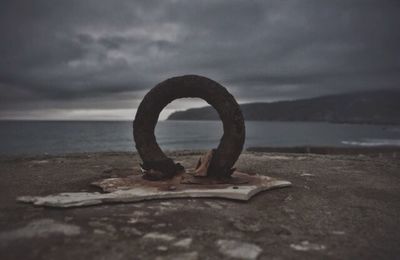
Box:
[0, 150, 399, 259]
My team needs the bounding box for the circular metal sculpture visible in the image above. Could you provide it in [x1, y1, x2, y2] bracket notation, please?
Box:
[133, 75, 245, 180]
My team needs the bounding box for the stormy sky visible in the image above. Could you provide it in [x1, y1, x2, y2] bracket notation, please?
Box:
[1, 0, 399, 120]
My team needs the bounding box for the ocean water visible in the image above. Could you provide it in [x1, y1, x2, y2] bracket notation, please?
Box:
[0, 120, 399, 156]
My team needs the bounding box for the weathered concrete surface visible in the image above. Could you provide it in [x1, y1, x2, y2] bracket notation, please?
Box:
[0, 150, 399, 259]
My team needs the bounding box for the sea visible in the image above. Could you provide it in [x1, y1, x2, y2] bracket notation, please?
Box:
[0, 120, 400, 156]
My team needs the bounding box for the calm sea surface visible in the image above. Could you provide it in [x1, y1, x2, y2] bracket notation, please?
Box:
[0, 120, 399, 155]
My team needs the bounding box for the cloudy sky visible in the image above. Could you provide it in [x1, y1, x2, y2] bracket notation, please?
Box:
[0, 0, 399, 120]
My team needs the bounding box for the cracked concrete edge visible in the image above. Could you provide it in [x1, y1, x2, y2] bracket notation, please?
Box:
[16, 179, 291, 208]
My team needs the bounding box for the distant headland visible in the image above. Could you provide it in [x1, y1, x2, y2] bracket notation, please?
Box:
[167, 89, 400, 125]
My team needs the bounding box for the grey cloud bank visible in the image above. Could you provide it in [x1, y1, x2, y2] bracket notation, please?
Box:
[0, 0, 399, 120]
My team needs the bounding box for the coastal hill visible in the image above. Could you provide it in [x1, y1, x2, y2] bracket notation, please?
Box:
[167, 89, 400, 125]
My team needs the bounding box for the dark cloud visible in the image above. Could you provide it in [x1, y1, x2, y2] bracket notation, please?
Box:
[0, 0, 399, 119]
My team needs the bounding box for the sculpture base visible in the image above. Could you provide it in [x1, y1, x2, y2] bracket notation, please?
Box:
[18, 172, 291, 208]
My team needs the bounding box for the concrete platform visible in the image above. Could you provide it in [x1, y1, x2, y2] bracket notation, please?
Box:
[0, 150, 399, 259]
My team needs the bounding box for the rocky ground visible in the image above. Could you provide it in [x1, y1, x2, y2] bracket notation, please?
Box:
[0, 150, 399, 260]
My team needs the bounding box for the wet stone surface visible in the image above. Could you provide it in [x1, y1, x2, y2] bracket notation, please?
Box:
[0, 151, 399, 259]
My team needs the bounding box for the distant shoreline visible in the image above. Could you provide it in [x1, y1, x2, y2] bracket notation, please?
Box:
[1, 119, 399, 126]
[246, 146, 400, 156]
[167, 89, 400, 125]
[1, 146, 399, 160]
[166, 118, 400, 126]
[1, 121, 398, 156]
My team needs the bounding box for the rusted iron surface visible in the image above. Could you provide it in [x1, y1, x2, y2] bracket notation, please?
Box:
[92, 171, 282, 194]
[91, 170, 259, 193]
[18, 169, 289, 208]
[18, 173, 290, 208]
[180, 173, 250, 185]
[133, 75, 245, 180]
[194, 149, 214, 177]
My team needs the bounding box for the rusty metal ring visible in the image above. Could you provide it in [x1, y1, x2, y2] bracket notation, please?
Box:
[133, 75, 245, 180]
